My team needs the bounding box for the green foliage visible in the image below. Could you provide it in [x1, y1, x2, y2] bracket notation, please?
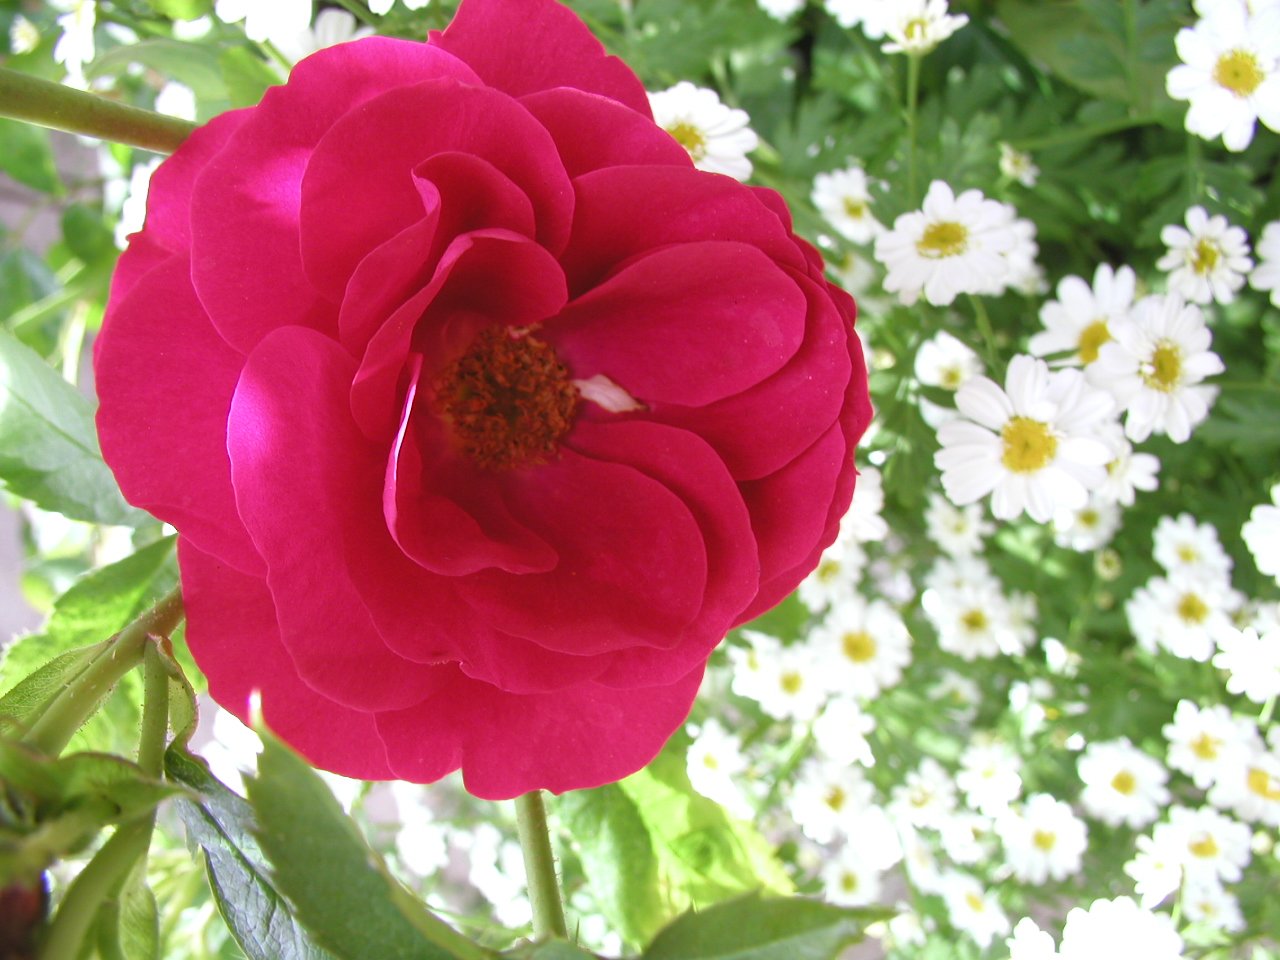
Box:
[0, 328, 145, 527]
[247, 730, 491, 960]
[643, 892, 890, 960]
[0, 118, 63, 195]
[164, 747, 342, 960]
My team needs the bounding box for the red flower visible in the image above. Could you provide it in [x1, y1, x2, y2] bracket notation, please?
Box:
[95, 0, 871, 799]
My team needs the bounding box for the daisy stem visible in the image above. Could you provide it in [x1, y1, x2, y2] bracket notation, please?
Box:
[1261, 696, 1276, 727]
[905, 54, 921, 207]
[329, 0, 378, 26]
[515, 790, 568, 941]
[967, 294, 999, 367]
[0, 68, 195, 154]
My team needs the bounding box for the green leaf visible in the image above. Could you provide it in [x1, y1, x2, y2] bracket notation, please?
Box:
[248, 731, 492, 960]
[0, 742, 182, 820]
[559, 785, 667, 948]
[0, 328, 145, 526]
[0, 118, 62, 195]
[0, 641, 107, 737]
[219, 46, 281, 108]
[88, 39, 231, 114]
[96, 865, 160, 960]
[60, 203, 116, 267]
[643, 893, 891, 960]
[149, 0, 215, 19]
[501, 942, 602, 960]
[616, 734, 793, 917]
[164, 747, 341, 960]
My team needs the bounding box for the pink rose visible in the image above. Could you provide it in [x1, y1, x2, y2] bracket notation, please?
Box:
[95, 0, 871, 799]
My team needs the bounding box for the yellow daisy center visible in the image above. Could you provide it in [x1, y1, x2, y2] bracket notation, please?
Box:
[1247, 767, 1280, 801]
[1111, 770, 1137, 795]
[1191, 238, 1221, 276]
[667, 120, 708, 161]
[966, 893, 986, 912]
[1000, 416, 1058, 473]
[842, 631, 877, 663]
[1177, 544, 1199, 564]
[904, 17, 928, 42]
[826, 786, 847, 811]
[842, 197, 868, 220]
[840, 872, 859, 893]
[1033, 830, 1057, 852]
[1213, 49, 1264, 97]
[1189, 834, 1219, 859]
[1191, 733, 1221, 760]
[917, 221, 968, 258]
[1078, 319, 1111, 365]
[961, 609, 988, 633]
[1177, 592, 1209, 624]
[1141, 340, 1182, 392]
[780, 671, 803, 695]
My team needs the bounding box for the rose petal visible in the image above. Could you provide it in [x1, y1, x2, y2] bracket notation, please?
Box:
[567, 420, 759, 687]
[457, 449, 707, 655]
[521, 88, 690, 178]
[376, 662, 705, 799]
[433, 0, 651, 116]
[110, 109, 250, 305]
[227, 326, 443, 710]
[299, 78, 573, 299]
[180, 538, 396, 779]
[562, 166, 805, 295]
[95, 256, 262, 575]
[647, 269, 853, 480]
[547, 241, 805, 407]
[190, 38, 481, 353]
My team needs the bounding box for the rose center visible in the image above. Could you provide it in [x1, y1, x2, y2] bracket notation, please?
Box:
[842, 630, 877, 663]
[666, 120, 708, 161]
[1141, 341, 1182, 392]
[1192, 238, 1220, 275]
[1001, 416, 1058, 473]
[1111, 770, 1137, 795]
[1213, 49, 1263, 97]
[432, 326, 579, 471]
[1078, 319, 1111, 364]
[917, 221, 969, 258]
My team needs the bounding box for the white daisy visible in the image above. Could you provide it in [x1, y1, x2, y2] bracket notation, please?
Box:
[914, 329, 984, 391]
[811, 697, 877, 767]
[1182, 878, 1246, 933]
[391, 782, 451, 878]
[1242, 482, 1280, 583]
[923, 579, 1021, 659]
[1123, 833, 1184, 910]
[812, 596, 912, 700]
[935, 354, 1115, 523]
[876, 0, 969, 55]
[924, 491, 993, 557]
[938, 810, 994, 865]
[788, 760, 873, 844]
[1208, 742, 1280, 826]
[215, 0, 311, 45]
[367, 0, 431, 14]
[648, 81, 759, 181]
[956, 738, 1023, 817]
[1088, 292, 1224, 444]
[1053, 495, 1121, 552]
[1057, 897, 1184, 960]
[1151, 512, 1233, 582]
[811, 165, 883, 244]
[874, 180, 1018, 306]
[274, 7, 375, 64]
[1214, 623, 1280, 703]
[1077, 739, 1170, 829]
[1094, 422, 1160, 506]
[843, 466, 888, 542]
[686, 719, 753, 819]
[938, 871, 1010, 949]
[1156, 205, 1253, 305]
[52, 0, 96, 88]
[1028, 264, 1137, 367]
[999, 143, 1039, 187]
[997, 793, 1088, 885]
[1153, 805, 1251, 883]
[1125, 572, 1243, 662]
[890, 757, 958, 829]
[821, 851, 883, 907]
[758, 0, 806, 19]
[1162, 700, 1260, 790]
[1165, 0, 1280, 151]
[796, 537, 866, 614]
[1249, 220, 1280, 305]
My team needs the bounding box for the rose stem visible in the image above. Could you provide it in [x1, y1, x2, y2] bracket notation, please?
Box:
[36, 644, 172, 960]
[0, 68, 195, 154]
[514, 790, 568, 940]
[23, 585, 185, 758]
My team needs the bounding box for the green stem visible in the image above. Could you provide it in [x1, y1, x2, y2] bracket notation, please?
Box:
[36, 816, 154, 960]
[23, 586, 185, 757]
[514, 791, 567, 940]
[137, 644, 170, 778]
[0, 68, 195, 154]
[1261, 696, 1276, 728]
[905, 54, 921, 207]
[1009, 113, 1161, 152]
[329, 0, 377, 25]
[967, 294, 1000, 368]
